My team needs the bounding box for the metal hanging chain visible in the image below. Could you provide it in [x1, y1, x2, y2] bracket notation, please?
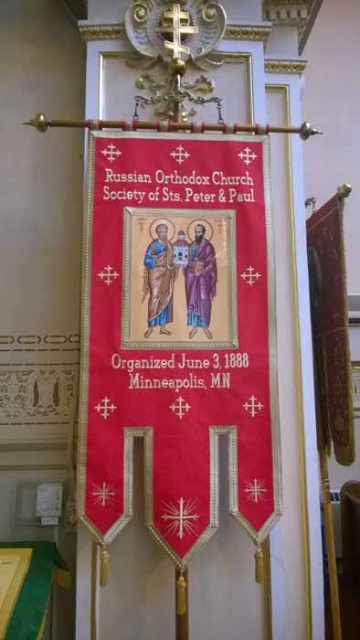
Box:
[24, 113, 322, 140]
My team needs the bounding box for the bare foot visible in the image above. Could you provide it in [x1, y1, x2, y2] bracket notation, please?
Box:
[204, 328, 213, 340]
[144, 328, 153, 338]
[189, 327, 198, 339]
[160, 326, 171, 335]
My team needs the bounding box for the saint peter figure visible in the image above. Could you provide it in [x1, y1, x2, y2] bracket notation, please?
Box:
[143, 223, 177, 338]
[184, 224, 217, 340]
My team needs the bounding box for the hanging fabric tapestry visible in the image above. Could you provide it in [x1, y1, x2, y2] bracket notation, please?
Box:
[307, 194, 354, 465]
[78, 131, 282, 577]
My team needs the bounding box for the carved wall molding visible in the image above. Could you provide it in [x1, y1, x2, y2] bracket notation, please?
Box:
[298, 0, 323, 53]
[63, 0, 87, 20]
[264, 2, 309, 24]
[124, 1, 226, 64]
[265, 58, 307, 74]
[0, 440, 68, 451]
[76, 2, 321, 53]
[263, 0, 323, 53]
[79, 24, 126, 41]
[79, 23, 272, 45]
[0, 462, 68, 471]
[224, 25, 272, 44]
[0, 438, 71, 467]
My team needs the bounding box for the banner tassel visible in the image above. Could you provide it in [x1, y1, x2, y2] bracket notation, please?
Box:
[255, 546, 264, 584]
[100, 547, 109, 587]
[176, 572, 187, 615]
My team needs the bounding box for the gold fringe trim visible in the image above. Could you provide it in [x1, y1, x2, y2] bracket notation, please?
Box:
[255, 546, 264, 584]
[100, 547, 109, 587]
[176, 573, 187, 615]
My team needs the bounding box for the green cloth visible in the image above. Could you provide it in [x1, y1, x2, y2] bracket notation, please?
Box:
[0, 541, 68, 640]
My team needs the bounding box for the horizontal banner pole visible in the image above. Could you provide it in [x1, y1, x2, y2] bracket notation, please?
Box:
[24, 113, 322, 141]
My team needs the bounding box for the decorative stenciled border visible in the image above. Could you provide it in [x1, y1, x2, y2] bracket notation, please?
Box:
[0, 364, 78, 425]
[122, 207, 238, 350]
[0, 333, 80, 352]
[0, 331, 79, 459]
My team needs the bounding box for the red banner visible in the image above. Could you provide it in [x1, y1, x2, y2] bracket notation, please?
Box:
[307, 194, 354, 465]
[78, 132, 281, 568]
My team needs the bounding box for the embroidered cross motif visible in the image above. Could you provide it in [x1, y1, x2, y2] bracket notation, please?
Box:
[241, 266, 261, 286]
[170, 145, 190, 165]
[170, 396, 191, 419]
[243, 396, 263, 417]
[238, 147, 257, 166]
[101, 144, 122, 163]
[95, 397, 117, 419]
[98, 265, 119, 286]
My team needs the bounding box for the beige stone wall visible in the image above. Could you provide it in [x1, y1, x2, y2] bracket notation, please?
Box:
[303, 0, 360, 293]
[303, 0, 360, 497]
[0, 0, 85, 330]
[0, 1, 85, 638]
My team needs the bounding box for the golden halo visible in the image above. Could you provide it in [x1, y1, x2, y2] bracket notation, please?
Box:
[149, 218, 175, 241]
[187, 219, 214, 242]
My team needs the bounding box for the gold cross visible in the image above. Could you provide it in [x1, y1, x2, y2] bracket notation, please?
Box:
[157, 3, 198, 59]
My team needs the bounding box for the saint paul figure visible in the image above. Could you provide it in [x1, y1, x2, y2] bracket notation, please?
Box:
[184, 223, 217, 340]
[142, 222, 177, 338]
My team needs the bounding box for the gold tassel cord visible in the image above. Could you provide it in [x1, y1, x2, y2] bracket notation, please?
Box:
[100, 547, 109, 587]
[176, 573, 187, 616]
[255, 546, 264, 584]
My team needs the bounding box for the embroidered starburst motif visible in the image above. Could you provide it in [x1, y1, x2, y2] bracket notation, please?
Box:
[161, 498, 199, 539]
[244, 479, 267, 504]
[92, 482, 116, 507]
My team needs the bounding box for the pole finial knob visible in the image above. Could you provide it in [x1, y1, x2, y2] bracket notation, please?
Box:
[300, 121, 323, 140]
[25, 112, 49, 133]
[337, 183, 352, 199]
